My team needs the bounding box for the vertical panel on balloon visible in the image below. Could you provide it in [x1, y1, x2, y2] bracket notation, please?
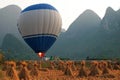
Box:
[38, 10, 44, 34]
[19, 11, 38, 36]
[24, 35, 57, 53]
[48, 11, 54, 34]
[55, 14, 61, 35]
[23, 12, 33, 36]
[43, 10, 50, 34]
[52, 11, 57, 35]
[56, 14, 62, 35]
[51, 11, 56, 35]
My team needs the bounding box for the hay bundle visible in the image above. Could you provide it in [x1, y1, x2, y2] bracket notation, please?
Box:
[113, 62, 120, 70]
[70, 61, 76, 71]
[107, 60, 113, 70]
[98, 61, 104, 71]
[5, 61, 19, 80]
[2, 61, 9, 71]
[27, 61, 34, 71]
[102, 61, 110, 74]
[64, 62, 74, 76]
[30, 62, 39, 79]
[50, 61, 55, 69]
[78, 60, 88, 77]
[18, 61, 30, 80]
[57, 60, 66, 71]
[0, 69, 9, 80]
[37, 61, 42, 70]
[89, 61, 101, 76]
[5, 62, 11, 77]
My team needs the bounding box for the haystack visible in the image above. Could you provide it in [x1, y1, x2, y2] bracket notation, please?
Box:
[102, 61, 110, 74]
[78, 60, 88, 77]
[18, 61, 30, 80]
[6, 61, 19, 80]
[89, 61, 101, 76]
[70, 61, 76, 71]
[2, 61, 9, 71]
[113, 62, 120, 70]
[37, 61, 42, 70]
[57, 60, 66, 71]
[50, 61, 55, 69]
[27, 61, 34, 70]
[0, 70, 7, 80]
[64, 62, 74, 76]
[30, 62, 39, 79]
[107, 60, 113, 70]
[98, 61, 104, 71]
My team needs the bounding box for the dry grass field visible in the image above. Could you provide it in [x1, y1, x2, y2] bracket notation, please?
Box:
[0, 60, 120, 80]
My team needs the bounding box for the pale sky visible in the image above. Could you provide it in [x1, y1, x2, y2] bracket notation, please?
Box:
[0, 0, 120, 30]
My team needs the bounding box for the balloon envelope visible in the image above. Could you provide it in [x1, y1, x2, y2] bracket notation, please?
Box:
[18, 4, 62, 53]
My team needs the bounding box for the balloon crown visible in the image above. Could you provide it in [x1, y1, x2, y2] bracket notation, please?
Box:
[22, 3, 58, 13]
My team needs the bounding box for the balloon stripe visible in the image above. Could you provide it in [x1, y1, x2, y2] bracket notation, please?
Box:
[22, 3, 58, 13]
[24, 36, 56, 53]
[23, 34, 57, 39]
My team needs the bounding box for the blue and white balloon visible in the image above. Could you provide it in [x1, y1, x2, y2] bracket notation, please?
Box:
[18, 3, 62, 54]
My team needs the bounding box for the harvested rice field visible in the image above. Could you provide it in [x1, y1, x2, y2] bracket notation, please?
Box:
[0, 60, 120, 80]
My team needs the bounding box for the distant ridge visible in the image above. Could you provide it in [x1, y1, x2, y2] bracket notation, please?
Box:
[1, 5, 120, 60]
[0, 5, 21, 46]
[47, 9, 102, 59]
[1, 34, 39, 60]
[47, 7, 120, 60]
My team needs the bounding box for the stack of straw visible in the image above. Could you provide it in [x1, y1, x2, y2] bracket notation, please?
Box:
[6, 61, 19, 80]
[89, 61, 101, 76]
[64, 61, 74, 76]
[30, 62, 39, 80]
[78, 60, 88, 77]
[18, 61, 30, 80]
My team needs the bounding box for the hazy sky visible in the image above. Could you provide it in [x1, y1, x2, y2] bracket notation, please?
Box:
[0, 0, 120, 30]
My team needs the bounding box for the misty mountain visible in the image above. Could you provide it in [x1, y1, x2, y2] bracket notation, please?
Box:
[95, 7, 120, 58]
[67, 9, 101, 34]
[101, 7, 120, 32]
[47, 9, 102, 59]
[0, 5, 22, 46]
[1, 5, 120, 60]
[1, 34, 39, 60]
[47, 7, 120, 60]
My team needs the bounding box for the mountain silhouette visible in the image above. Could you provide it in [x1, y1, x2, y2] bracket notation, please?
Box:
[101, 7, 120, 32]
[47, 8, 120, 60]
[1, 34, 39, 60]
[1, 5, 120, 60]
[0, 5, 22, 46]
[47, 9, 102, 59]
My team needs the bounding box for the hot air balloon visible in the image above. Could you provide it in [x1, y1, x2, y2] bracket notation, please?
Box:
[17, 3, 62, 57]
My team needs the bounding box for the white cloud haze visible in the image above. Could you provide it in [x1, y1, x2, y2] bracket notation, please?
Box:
[0, 0, 120, 30]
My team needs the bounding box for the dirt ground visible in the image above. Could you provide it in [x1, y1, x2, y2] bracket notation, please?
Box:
[1, 69, 120, 80]
[39, 69, 120, 80]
